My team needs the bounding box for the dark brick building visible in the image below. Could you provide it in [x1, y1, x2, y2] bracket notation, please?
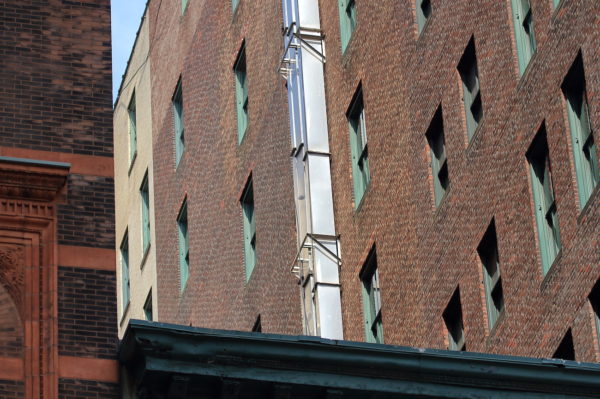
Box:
[0, 0, 117, 398]
[116, 0, 600, 372]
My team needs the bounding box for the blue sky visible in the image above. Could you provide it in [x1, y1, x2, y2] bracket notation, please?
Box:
[111, 0, 147, 102]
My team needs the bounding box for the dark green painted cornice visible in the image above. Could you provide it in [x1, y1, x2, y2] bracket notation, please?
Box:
[120, 320, 600, 398]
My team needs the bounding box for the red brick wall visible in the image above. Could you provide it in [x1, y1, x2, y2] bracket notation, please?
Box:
[145, 0, 599, 363]
[148, 0, 301, 333]
[318, 0, 600, 360]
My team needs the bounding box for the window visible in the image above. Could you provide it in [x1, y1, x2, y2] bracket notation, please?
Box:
[552, 0, 561, 9]
[181, 0, 189, 14]
[128, 92, 137, 164]
[553, 329, 575, 361]
[252, 315, 262, 333]
[458, 38, 483, 141]
[562, 55, 599, 209]
[143, 291, 153, 321]
[140, 172, 151, 257]
[232, 0, 239, 11]
[178, 200, 189, 292]
[360, 247, 383, 344]
[338, 0, 357, 52]
[241, 178, 256, 281]
[173, 79, 185, 166]
[348, 87, 370, 208]
[416, 0, 431, 34]
[510, 0, 536, 75]
[589, 279, 600, 346]
[478, 220, 504, 330]
[527, 127, 561, 274]
[443, 288, 465, 351]
[426, 107, 449, 206]
[234, 44, 248, 144]
[120, 232, 130, 313]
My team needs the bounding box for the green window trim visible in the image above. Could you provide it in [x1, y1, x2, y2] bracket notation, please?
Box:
[416, 0, 432, 34]
[478, 220, 504, 330]
[234, 44, 248, 144]
[178, 200, 189, 292]
[181, 0, 189, 14]
[443, 288, 465, 351]
[241, 178, 256, 281]
[426, 107, 449, 206]
[348, 87, 370, 208]
[128, 92, 137, 164]
[232, 0, 239, 12]
[562, 57, 599, 209]
[173, 79, 185, 166]
[143, 290, 153, 321]
[511, 0, 537, 76]
[458, 38, 483, 141]
[360, 248, 383, 344]
[338, 0, 357, 53]
[527, 128, 561, 275]
[552, 0, 561, 9]
[120, 232, 130, 312]
[140, 172, 151, 256]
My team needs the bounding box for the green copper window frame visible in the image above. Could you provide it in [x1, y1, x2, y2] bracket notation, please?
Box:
[181, 0, 189, 14]
[178, 200, 189, 292]
[443, 288, 465, 351]
[511, 0, 537, 76]
[140, 171, 151, 258]
[360, 247, 383, 344]
[128, 91, 137, 165]
[426, 106, 449, 206]
[416, 0, 432, 34]
[458, 38, 483, 141]
[241, 177, 256, 281]
[173, 79, 185, 166]
[527, 127, 561, 275]
[338, 0, 357, 53]
[562, 55, 599, 210]
[478, 220, 504, 330]
[120, 231, 130, 313]
[348, 86, 370, 208]
[234, 43, 248, 144]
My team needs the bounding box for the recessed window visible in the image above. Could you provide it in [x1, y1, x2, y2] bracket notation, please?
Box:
[143, 290, 153, 321]
[252, 315, 262, 332]
[478, 220, 504, 330]
[443, 287, 465, 351]
[416, 0, 432, 34]
[360, 247, 383, 344]
[338, 0, 357, 52]
[178, 200, 189, 292]
[589, 279, 600, 346]
[510, 0, 537, 75]
[526, 126, 561, 274]
[458, 37, 483, 141]
[140, 172, 151, 257]
[128, 92, 137, 164]
[173, 79, 185, 166]
[348, 86, 370, 208]
[234, 43, 248, 144]
[241, 177, 256, 281]
[426, 106, 449, 206]
[120, 232, 130, 313]
[553, 329, 575, 361]
[562, 54, 599, 209]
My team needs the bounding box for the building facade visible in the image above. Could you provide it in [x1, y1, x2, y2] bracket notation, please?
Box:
[115, 0, 600, 367]
[0, 0, 118, 397]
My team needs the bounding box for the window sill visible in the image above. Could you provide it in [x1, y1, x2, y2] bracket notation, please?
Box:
[432, 186, 451, 219]
[416, 18, 431, 43]
[576, 183, 600, 225]
[551, 0, 566, 21]
[540, 250, 563, 292]
[140, 243, 151, 270]
[353, 182, 371, 214]
[515, 51, 538, 92]
[119, 301, 131, 328]
[128, 152, 137, 176]
[341, 33, 357, 68]
[486, 310, 506, 342]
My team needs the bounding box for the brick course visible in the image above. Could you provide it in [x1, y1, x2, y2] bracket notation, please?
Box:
[58, 378, 119, 399]
[58, 267, 117, 360]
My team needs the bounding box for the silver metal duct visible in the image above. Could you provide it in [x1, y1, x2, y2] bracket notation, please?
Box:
[280, 0, 343, 340]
